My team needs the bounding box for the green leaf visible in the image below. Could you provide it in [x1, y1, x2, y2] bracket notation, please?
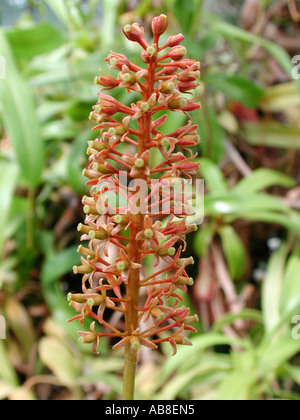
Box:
[67, 130, 90, 194]
[44, 0, 84, 28]
[174, 0, 203, 36]
[0, 31, 44, 188]
[0, 341, 19, 387]
[0, 161, 18, 259]
[198, 158, 228, 193]
[205, 192, 288, 217]
[262, 245, 288, 333]
[260, 82, 300, 113]
[37, 100, 75, 123]
[216, 371, 254, 400]
[5, 299, 36, 361]
[197, 107, 225, 163]
[206, 73, 265, 108]
[212, 309, 263, 333]
[193, 224, 215, 257]
[216, 348, 257, 400]
[39, 337, 81, 386]
[160, 356, 231, 400]
[101, 0, 121, 48]
[41, 246, 82, 340]
[243, 122, 300, 149]
[235, 210, 300, 236]
[234, 168, 296, 194]
[209, 18, 300, 90]
[283, 364, 300, 387]
[205, 191, 300, 234]
[258, 333, 300, 376]
[0, 381, 15, 400]
[161, 110, 187, 134]
[6, 23, 65, 59]
[218, 226, 246, 280]
[280, 255, 300, 316]
[80, 359, 123, 393]
[163, 333, 248, 378]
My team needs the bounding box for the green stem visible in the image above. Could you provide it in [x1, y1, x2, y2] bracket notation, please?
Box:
[122, 56, 156, 401]
[123, 343, 138, 400]
[122, 213, 143, 400]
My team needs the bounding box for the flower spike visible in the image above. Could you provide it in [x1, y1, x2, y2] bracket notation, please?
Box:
[70, 14, 201, 400]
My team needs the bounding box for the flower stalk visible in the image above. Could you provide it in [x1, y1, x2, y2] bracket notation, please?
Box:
[70, 14, 201, 400]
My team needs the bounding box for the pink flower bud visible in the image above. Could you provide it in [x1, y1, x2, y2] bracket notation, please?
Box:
[123, 23, 148, 49]
[105, 53, 131, 71]
[152, 14, 168, 38]
[182, 102, 201, 112]
[177, 82, 198, 92]
[178, 59, 200, 70]
[169, 46, 187, 61]
[94, 75, 119, 89]
[165, 33, 185, 48]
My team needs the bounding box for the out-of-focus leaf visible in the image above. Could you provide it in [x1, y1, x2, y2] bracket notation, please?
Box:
[67, 130, 90, 194]
[41, 246, 80, 284]
[173, 0, 203, 36]
[280, 255, 300, 316]
[44, 0, 84, 28]
[187, 31, 220, 59]
[42, 120, 79, 141]
[234, 168, 296, 194]
[102, 0, 121, 48]
[198, 158, 228, 193]
[5, 298, 36, 360]
[37, 100, 75, 123]
[161, 110, 187, 134]
[260, 82, 300, 113]
[212, 309, 263, 333]
[163, 333, 247, 378]
[0, 31, 44, 188]
[160, 356, 231, 400]
[39, 337, 81, 386]
[209, 19, 300, 89]
[283, 364, 300, 387]
[217, 110, 239, 134]
[41, 246, 82, 340]
[207, 73, 264, 108]
[218, 226, 246, 280]
[216, 371, 254, 400]
[0, 258, 18, 290]
[0, 161, 18, 259]
[198, 107, 225, 163]
[28, 49, 104, 88]
[6, 23, 65, 59]
[0, 341, 19, 387]
[258, 333, 300, 376]
[205, 192, 288, 217]
[9, 388, 36, 400]
[262, 245, 287, 333]
[235, 210, 300, 236]
[0, 381, 14, 400]
[193, 224, 215, 257]
[243, 121, 300, 149]
[80, 358, 123, 393]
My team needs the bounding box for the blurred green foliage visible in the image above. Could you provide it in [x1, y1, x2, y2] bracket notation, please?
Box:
[0, 0, 300, 401]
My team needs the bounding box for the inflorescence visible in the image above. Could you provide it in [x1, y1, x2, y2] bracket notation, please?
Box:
[69, 14, 201, 357]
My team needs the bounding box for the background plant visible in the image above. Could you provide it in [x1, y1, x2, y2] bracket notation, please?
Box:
[0, 0, 300, 401]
